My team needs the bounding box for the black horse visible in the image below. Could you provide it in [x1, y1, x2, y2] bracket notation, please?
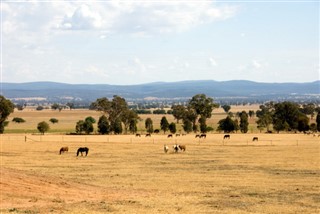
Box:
[77, 147, 89, 156]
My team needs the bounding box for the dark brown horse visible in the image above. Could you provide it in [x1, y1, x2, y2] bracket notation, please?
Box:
[77, 147, 89, 156]
[59, 147, 68, 155]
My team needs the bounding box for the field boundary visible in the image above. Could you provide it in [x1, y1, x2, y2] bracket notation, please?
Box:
[1, 134, 319, 147]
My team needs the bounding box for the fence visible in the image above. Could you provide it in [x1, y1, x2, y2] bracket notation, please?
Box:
[1, 134, 319, 147]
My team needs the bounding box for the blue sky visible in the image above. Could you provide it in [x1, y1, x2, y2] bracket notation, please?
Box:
[1, 0, 319, 85]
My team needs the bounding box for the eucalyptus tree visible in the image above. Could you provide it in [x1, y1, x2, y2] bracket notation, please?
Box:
[0, 96, 14, 133]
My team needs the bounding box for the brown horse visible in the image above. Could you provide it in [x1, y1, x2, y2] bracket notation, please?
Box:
[59, 147, 69, 155]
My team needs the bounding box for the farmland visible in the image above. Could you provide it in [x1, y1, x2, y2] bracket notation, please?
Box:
[1, 108, 320, 213]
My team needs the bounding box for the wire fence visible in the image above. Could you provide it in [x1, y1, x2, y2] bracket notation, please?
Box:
[1, 134, 319, 147]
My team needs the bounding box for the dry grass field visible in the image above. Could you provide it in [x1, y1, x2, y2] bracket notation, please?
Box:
[1, 107, 319, 213]
[1, 133, 319, 214]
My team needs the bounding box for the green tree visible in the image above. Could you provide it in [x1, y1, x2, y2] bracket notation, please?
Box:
[248, 110, 255, 118]
[169, 122, 176, 134]
[183, 107, 198, 133]
[112, 118, 122, 134]
[51, 103, 60, 110]
[273, 102, 303, 132]
[83, 120, 94, 134]
[301, 103, 315, 119]
[171, 105, 186, 123]
[49, 118, 59, 124]
[98, 115, 110, 134]
[37, 121, 50, 134]
[199, 116, 207, 133]
[297, 115, 310, 132]
[0, 96, 14, 133]
[76, 120, 85, 134]
[121, 109, 139, 134]
[129, 118, 138, 134]
[310, 123, 317, 132]
[217, 116, 237, 133]
[239, 111, 249, 133]
[91, 96, 129, 134]
[160, 116, 169, 133]
[316, 112, 320, 132]
[221, 105, 231, 113]
[85, 116, 96, 124]
[182, 119, 193, 134]
[256, 103, 274, 132]
[145, 118, 153, 134]
[66, 102, 74, 110]
[12, 117, 26, 123]
[188, 94, 218, 133]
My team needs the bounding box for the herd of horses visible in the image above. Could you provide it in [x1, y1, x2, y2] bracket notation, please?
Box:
[59, 146, 89, 156]
[59, 134, 259, 156]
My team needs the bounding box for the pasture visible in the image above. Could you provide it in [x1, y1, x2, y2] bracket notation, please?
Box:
[1, 133, 319, 213]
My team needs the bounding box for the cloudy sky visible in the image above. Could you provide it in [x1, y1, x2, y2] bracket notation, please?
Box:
[1, 0, 319, 85]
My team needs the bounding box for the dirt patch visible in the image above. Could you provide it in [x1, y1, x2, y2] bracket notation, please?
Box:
[0, 167, 146, 212]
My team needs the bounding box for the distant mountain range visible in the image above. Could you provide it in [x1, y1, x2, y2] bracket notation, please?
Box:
[2, 80, 319, 102]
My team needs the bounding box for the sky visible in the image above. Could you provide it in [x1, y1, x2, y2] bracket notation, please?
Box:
[1, 0, 319, 85]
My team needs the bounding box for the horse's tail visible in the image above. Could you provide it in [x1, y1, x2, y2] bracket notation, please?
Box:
[86, 148, 89, 156]
[76, 149, 80, 156]
[59, 148, 62, 155]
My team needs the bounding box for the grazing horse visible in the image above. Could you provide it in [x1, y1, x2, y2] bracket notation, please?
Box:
[252, 137, 258, 141]
[178, 145, 186, 152]
[135, 133, 141, 137]
[195, 134, 200, 138]
[200, 134, 206, 138]
[145, 133, 151, 137]
[77, 147, 89, 156]
[167, 134, 173, 138]
[59, 147, 68, 155]
[223, 134, 230, 139]
[164, 144, 169, 153]
[173, 144, 179, 153]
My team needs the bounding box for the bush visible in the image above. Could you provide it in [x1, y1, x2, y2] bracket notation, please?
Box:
[49, 118, 59, 124]
[12, 117, 26, 123]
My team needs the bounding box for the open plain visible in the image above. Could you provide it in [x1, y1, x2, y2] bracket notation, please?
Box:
[1, 132, 319, 213]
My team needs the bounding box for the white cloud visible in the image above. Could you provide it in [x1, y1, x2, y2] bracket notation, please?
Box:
[56, 1, 238, 35]
[208, 57, 218, 66]
[252, 60, 262, 69]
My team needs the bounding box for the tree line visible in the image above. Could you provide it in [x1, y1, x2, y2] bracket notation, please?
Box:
[0, 95, 320, 134]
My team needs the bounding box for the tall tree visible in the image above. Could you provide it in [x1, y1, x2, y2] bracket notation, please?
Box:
[145, 118, 153, 134]
[171, 105, 186, 123]
[0, 96, 14, 133]
[199, 116, 207, 133]
[160, 116, 169, 133]
[273, 102, 302, 132]
[169, 122, 176, 134]
[256, 103, 274, 132]
[98, 115, 110, 134]
[121, 109, 139, 134]
[37, 121, 50, 135]
[239, 111, 249, 133]
[217, 116, 237, 133]
[316, 111, 320, 132]
[183, 119, 193, 133]
[187, 94, 218, 133]
[112, 118, 122, 134]
[91, 96, 129, 134]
